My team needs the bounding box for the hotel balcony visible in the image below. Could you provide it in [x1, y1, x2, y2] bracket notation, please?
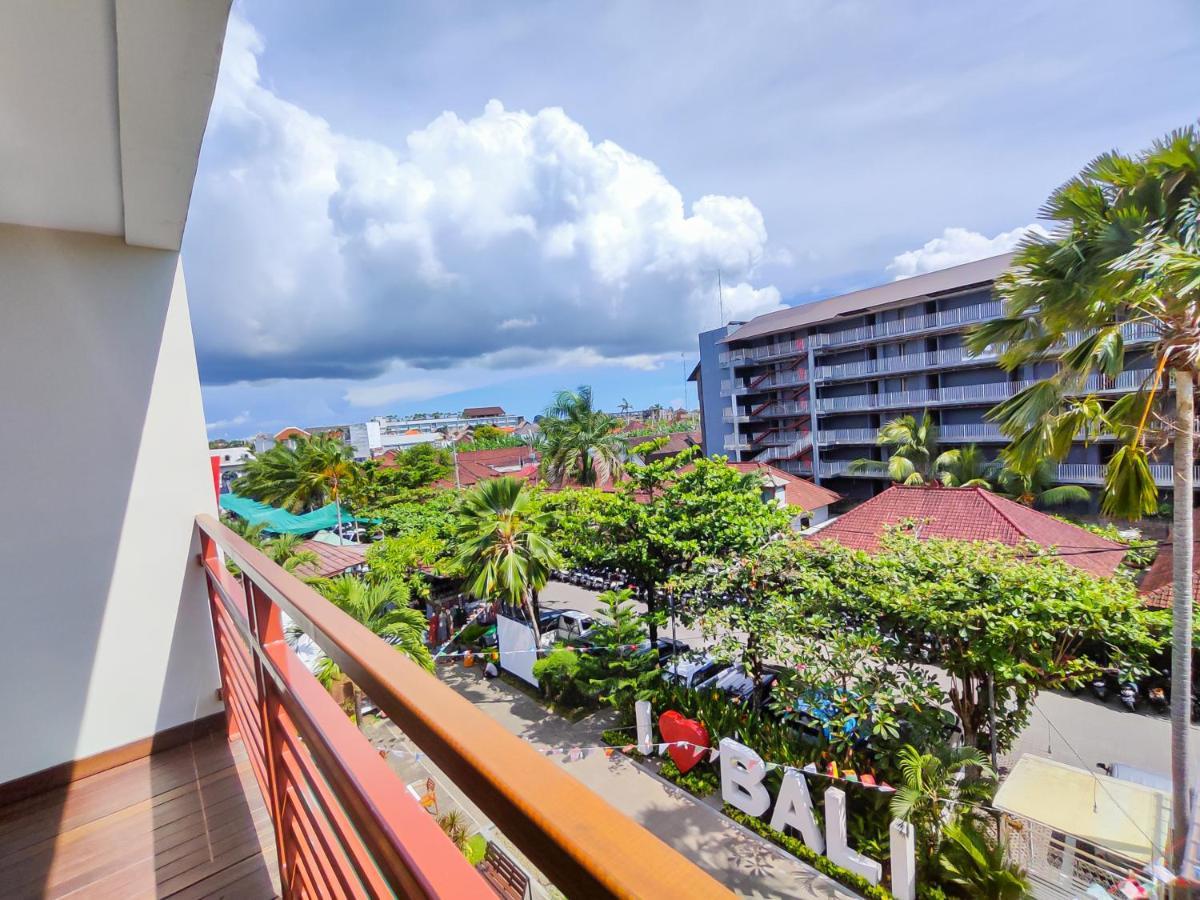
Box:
[718, 337, 806, 367]
[817, 423, 1007, 446]
[814, 369, 1156, 414]
[720, 368, 808, 396]
[0, 6, 728, 899]
[809, 300, 1005, 350]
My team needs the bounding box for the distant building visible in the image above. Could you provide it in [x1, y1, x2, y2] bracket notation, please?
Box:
[727, 461, 840, 528]
[810, 484, 1125, 578]
[1139, 511, 1199, 608]
[210, 446, 255, 493]
[438, 446, 539, 488]
[349, 407, 524, 458]
[693, 254, 1165, 503]
[639, 431, 702, 463]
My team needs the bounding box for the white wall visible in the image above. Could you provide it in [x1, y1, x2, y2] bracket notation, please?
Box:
[0, 224, 220, 782]
[496, 615, 539, 687]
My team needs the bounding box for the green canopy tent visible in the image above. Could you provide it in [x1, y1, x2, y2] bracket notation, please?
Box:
[219, 493, 378, 536]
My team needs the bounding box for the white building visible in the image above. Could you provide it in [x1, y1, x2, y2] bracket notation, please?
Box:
[210, 446, 254, 492]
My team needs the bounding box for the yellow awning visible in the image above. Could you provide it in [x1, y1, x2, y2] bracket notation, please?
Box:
[993, 755, 1169, 863]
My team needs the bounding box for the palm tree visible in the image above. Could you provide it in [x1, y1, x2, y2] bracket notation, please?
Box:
[454, 477, 561, 645]
[299, 576, 434, 725]
[938, 443, 995, 488]
[890, 744, 995, 864]
[619, 397, 633, 415]
[261, 533, 321, 574]
[937, 818, 1028, 900]
[238, 435, 360, 518]
[966, 128, 1199, 864]
[989, 459, 1091, 509]
[539, 386, 625, 486]
[848, 412, 957, 484]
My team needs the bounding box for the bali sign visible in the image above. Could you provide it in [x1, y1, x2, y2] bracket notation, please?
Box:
[635, 702, 916, 899]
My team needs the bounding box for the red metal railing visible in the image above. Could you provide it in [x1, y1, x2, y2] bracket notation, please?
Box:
[197, 514, 730, 899]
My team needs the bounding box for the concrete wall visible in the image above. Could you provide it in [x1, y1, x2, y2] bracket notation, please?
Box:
[698, 326, 733, 457]
[0, 224, 220, 782]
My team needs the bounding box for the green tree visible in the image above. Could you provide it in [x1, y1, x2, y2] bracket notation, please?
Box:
[458, 425, 526, 451]
[454, 477, 561, 644]
[261, 533, 320, 574]
[302, 576, 433, 724]
[238, 434, 361, 516]
[577, 589, 658, 718]
[889, 744, 995, 867]
[848, 412, 957, 484]
[936, 818, 1029, 900]
[989, 459, 1091, 509]
[607, 449, 789, 644]
[832, 532, 1165, 751]
[938, 443, 994, 488]
[967, 127, 1199, 859]
[539, 386, 625, 486]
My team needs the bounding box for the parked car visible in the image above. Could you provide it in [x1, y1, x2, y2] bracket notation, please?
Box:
[663, 654, 726, 689]
[697, 664, 781, 705]
[633, 637, 691, 661]
[540, 609, 610, 646]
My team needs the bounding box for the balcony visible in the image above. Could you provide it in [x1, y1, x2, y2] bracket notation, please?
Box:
[811, 301, 1004, 349]
[813, 320, 1160, 381]
[754, 400, 811, 418]
[0, 517, 727, 899]
[723, 434, 750, 451]
[758, 434, 814, 461]
[719, 338, 806, 367]
[720, 369, 808, 396]
[722, 408, 751, 423]
[815, 369, 1156, 414]
[1055, 463, 1200, 488]
[815, 345, 998, 382]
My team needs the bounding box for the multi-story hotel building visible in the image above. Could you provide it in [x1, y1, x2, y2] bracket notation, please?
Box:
[693, 254, 1167, 501]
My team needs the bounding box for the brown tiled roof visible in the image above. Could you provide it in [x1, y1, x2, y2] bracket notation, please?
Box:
[1140, 511, 1200, 609]
[726, 462, 840, 510]
[463, 406, 506, 417]
[434, 447, 539, 488]
[721, 253, 1013, 344]
[811, 485, 1125, 578]
[273, 426, 311, 442]
[293, 540, 368, 579]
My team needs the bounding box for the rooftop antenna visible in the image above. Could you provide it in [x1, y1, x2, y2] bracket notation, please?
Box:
[717, 268, 725, 325]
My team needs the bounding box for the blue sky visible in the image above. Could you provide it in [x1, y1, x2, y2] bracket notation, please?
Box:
[192, 0, 1200, 437]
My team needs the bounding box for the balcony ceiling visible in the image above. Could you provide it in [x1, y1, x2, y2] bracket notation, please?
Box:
[0, 0, 230, 250]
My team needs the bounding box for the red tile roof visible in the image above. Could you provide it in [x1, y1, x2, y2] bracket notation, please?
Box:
[1139, 511, 1200, 609]
[726, 462, 841, 511]
[273, 426, 310, 442]
[434, 446, 539, 488]
[812, 485, 1125, 578]
[293, 540, 368, 579]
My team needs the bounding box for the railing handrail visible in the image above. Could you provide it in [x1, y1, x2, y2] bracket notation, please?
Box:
[196, 514, 729, 899]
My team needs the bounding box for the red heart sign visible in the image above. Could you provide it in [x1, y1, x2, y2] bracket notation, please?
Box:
[658, 711, 710, 774]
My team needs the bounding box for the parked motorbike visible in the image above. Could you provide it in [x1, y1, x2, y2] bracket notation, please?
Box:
[1146, 682, 1169, 713]
[1089, 676, 1111, 702]
[1118, 680, 1140, 712]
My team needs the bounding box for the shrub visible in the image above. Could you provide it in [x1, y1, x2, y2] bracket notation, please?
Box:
[723, 805, 894, 899]
[532, 648, 591, 708]
[659, 757, 720, 796]
[458, 623, 490, 647]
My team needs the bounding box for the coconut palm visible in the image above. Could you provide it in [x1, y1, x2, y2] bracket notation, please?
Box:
[989, 459, 1091, 509]
[238, 434, 360, 516]
[454, 477, 561, 645]
[297, 576, 433, 725]
[261, 533, 320, 574]
[848, 412, 957, 484]
[539, 386, 625, 486]
[966, 127, 1199, 863]
[938, 443, 995, 488]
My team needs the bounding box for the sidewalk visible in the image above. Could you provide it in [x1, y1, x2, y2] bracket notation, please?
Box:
[440, 663, 857, 899]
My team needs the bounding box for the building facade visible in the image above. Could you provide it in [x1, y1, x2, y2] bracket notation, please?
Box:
[694, 254, 1164, 501]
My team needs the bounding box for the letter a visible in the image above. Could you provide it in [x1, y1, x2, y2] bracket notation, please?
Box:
[769, 768, 825, 853]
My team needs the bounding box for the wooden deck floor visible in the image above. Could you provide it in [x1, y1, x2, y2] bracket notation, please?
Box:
[0, 731, 279, 899]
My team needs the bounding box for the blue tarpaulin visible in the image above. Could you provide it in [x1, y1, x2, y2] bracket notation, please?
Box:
[219, 493, 377, 535]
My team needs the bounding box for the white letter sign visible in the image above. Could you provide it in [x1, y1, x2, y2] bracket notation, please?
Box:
[635, 700, 653, 755]
[890, 819, 916, 900]
[719, 738, 770, 817]
[769, 768, 825, 853]
[824, 787, 883, 884]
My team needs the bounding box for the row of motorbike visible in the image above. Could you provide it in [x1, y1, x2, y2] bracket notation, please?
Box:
[1080, 673, 1196, 717]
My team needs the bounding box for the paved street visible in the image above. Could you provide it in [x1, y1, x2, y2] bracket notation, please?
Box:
[540, 580, 1200, 779]
[437, 662, 856, 899]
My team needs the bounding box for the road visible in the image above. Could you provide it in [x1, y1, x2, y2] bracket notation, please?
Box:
[539, 580, 1200, 778]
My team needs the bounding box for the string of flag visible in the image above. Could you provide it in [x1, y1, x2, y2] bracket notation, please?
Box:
[386, 740, 896, 793]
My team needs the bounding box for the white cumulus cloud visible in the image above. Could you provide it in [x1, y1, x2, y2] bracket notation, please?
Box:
[886, 224, 1049, 280]
[185, 13, 783, 386]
